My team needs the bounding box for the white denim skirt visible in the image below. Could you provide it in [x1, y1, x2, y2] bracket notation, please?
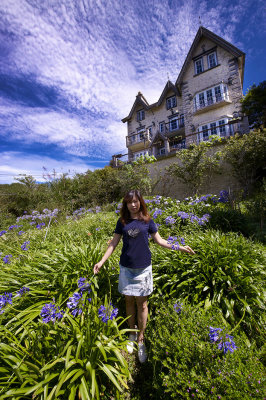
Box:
[118, 265, 153, 296]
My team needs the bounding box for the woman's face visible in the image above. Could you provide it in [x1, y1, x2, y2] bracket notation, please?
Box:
[127, 195, 140, 217]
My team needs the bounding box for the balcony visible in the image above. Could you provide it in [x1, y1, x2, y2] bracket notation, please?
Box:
[197, 120, 240, 143]
[126, 130, 152, 151]
[160, 118, 185, 138]
[194, 93, 231, 114]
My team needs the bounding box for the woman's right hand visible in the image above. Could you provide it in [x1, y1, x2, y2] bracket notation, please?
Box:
[93, 262, 103, 274]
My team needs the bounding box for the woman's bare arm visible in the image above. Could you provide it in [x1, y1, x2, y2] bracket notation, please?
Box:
[93, 233, 122, 274]
[151, 231, 195, 254]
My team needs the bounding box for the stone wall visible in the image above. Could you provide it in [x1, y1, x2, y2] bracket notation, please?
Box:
[147, 144, 241, 200]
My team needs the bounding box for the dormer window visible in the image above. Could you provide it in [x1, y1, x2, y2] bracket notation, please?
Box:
[194, 58, 203, 75]
[207, 52, 217, 69]
[166, 95, 177, 110]
[137, 109, 145, 121]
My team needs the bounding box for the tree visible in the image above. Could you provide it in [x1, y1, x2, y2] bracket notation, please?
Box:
[241, 81, 266, 129]
[222, 129, 266, 195]
[166, 138, 222, 196]
[120, 154, 156, 195]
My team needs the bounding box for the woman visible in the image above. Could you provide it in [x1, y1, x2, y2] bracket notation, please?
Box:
[93, 190, 195, 363]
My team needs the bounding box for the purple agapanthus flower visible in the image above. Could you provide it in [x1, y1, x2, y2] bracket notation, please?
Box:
[18, 231, 25, 236]
[67, 292, 85, 317]
[14, 287, 30, 297]
[21, 241, 30, 251]
[0, 292, 13, 314]
[0, 230, 7, 237]
[98, 303, 118, 323]
[165, 216, 176, 225]
[177, 211, 190, 219]
[40, 302, 64, 323]
[3, 254, 12, 264]
[209, 327, 237, 354]
[78, 277, 92, 295]
[174, 302, 182, 313]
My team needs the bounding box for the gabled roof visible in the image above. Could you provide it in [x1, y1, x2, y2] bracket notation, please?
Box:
[149, 131, 167, 147]
[121, 92, 149, 123]
[157, 80, 181, 106]
[175, 26, 245, 87]
[122, 81, 180, 123]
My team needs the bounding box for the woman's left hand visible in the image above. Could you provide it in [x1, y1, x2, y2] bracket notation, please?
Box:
[179, 245, 195, 255]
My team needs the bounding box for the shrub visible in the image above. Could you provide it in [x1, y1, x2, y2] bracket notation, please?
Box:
[146, 301, 265, 399]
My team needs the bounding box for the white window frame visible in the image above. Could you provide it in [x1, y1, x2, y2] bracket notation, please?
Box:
[207, 52, 217, 69]
[166, 95, 177, 110]
[137, 109, 145, 122]
[198, 118, 231, 142]
[159, 122, 165, 133]
[194, 84, 229, 111]
[194, 58, 204, 74]
[169, 116, 179, 131]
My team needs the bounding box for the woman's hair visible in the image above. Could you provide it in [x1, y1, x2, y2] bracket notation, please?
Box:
[120, 189, 150, 225]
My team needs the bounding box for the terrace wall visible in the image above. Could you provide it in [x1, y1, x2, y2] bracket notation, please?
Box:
[147, 144, 241, 199]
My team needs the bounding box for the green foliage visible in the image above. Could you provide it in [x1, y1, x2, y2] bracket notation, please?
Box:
[241, 81, 266, 128]
[151, 230, 265, 338]
[120, 155, 156, 195]
[146, 302, 265, 399]
[166, 139, 222, 195]
[222, 129, 266, 195]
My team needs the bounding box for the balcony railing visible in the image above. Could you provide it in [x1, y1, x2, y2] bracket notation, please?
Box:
[194, 93, 230, 112]
[126, 131, 152, 146]
[159, 117, 185, 134]
[197, 120, 240, 143]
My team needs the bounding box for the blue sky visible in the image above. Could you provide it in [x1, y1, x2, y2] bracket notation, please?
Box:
[0, 0, 265, 184]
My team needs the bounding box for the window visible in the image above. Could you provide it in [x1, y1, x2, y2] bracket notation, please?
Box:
[137, 109, 145, 121]
[202, 125, 209, 141]
[219, 120, 226, 137]
[198, 118, 231, 142]
[147, 126, 153, 139]
[198, 92, 205, 108]
[206, 89, 213, 105]
[159, 122, 165, 133]
[166, 96, 177, 109]
[214, 86, 222, 102]
[169, 117, 178, 131]
[194, 58, 203, 74]
[207, 52, 217, 68]
[180, 114, 185, 127]
[194, 84, 229, 111]
[210, 122, 217, 135]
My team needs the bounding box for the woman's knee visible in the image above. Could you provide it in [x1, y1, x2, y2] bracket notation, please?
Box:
[136, 296, 148, 311]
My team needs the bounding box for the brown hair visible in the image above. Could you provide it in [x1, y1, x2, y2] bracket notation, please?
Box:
[120, 189, 151, 225]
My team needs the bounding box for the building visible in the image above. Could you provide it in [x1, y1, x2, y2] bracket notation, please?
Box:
[121, 27, 249, 162]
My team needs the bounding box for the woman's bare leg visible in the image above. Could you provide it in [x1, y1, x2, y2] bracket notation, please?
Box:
[135, 296, 148, 343]
[125, 295, 136, 329]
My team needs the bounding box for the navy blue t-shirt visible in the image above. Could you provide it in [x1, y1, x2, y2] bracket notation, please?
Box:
[114, 218, 158, 269]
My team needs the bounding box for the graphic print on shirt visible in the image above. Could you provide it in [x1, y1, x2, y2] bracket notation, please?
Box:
[127, 228, 140, 238]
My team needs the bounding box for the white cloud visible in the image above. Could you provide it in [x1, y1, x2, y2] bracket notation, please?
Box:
[0, 151, 98, 184]
[0, 0, 264, 174]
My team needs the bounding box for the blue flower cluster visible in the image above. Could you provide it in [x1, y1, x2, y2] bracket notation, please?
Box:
[165, 216, 176, 225]
[21, 241, 30, 251]
[209, 326, 237, 354]
[36, 222, 46, 230]
[78, 277, 92, 295]
[66, 277, 92, 317]
[167, 236, 185, 250]
[0, 286, 30, 314]
[67, 292, 85, 317]
[0, 292, 12, 314]
[153, 209, 163, 219]
[177, 211, 210, 225]
[2, 254, 12, 264]
[188, 191, 229, 205]
[98, 303, 118, 323]
[14, 286, 30, 297]
[174, 302, 182, 313]
[40, 302, 64, 323]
